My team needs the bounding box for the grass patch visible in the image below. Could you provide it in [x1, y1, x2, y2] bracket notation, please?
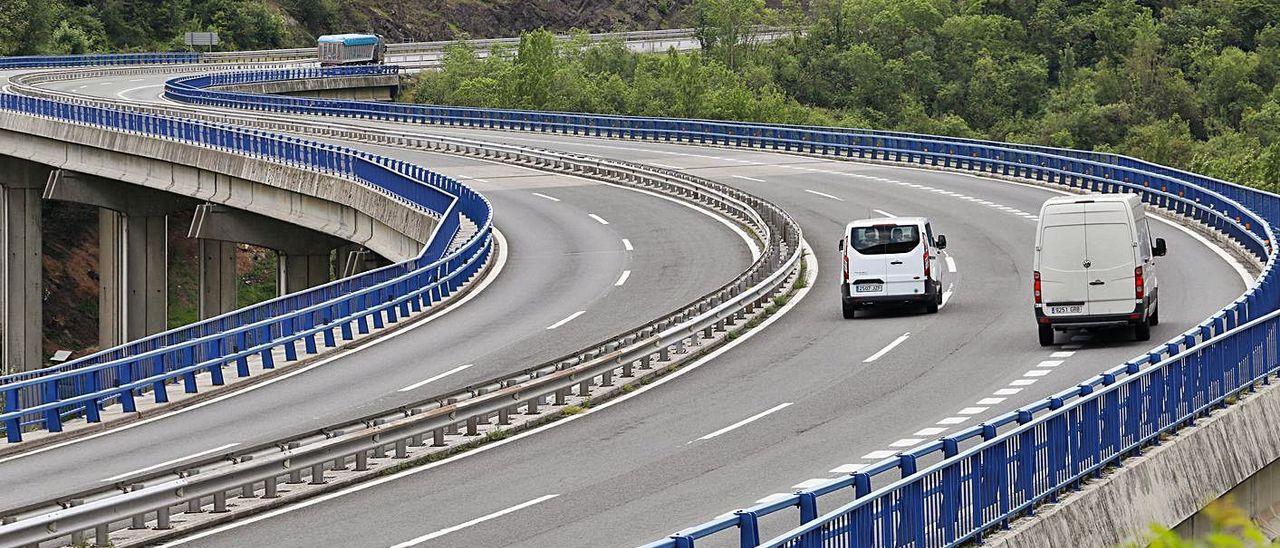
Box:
[561, 405, 585, 416]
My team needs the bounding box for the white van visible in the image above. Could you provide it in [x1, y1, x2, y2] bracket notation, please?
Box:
[839, 217, 947, 318]
[1033, 195, 1166, 346]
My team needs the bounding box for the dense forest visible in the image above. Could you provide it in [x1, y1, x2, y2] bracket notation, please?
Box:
[408, 0, 1280, 191]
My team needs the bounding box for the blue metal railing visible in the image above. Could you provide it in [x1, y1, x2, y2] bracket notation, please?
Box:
[5, 61, 1270, 542]
[0, 83, 492, 443]
[0, 53, 200, 69]
[151, 66, 1280, 547]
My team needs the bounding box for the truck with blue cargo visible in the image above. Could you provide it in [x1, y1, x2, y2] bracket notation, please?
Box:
[317, 34, 387, 66]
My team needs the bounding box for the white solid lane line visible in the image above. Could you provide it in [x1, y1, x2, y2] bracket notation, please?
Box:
[0, 229, 512, 467]
[621, 238, 634, 251]
[531, 192, 560, 202]
[614, 270, 631, 287]
[863, 332, 910, 363]
[695, 402, 793, 442]
[389, 494, 560, 547]
[872, 209, 896, 218]
[546, 311, 586, 330]
[115, 84, 161, 100]
[397, 364, 475, 393]
[945, 256, 957, 273]
[160, 244, 818, 547]
[732, 175, 766, 183]
[649, 162, 681, 169]
[587, 213, 609, 225]
[803, 189, 844, 201]
[101, 443, 239, 482]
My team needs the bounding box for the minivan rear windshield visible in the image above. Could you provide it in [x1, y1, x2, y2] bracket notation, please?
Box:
[851, 225, 920, 255]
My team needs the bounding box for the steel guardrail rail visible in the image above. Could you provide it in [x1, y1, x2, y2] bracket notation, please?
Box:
[151, 65, 1280, 548]
[0, 82, 494, 444]
[12, 62, 1277, 548]
[0, 65, 805, 547]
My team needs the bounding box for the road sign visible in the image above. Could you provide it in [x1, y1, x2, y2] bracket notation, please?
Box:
[184, 32, 220, 47]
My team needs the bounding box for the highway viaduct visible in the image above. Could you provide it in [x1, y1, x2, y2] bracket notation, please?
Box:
[0, 37, 1276, 548]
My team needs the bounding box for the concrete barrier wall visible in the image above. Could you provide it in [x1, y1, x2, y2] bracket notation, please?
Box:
[0, 112, 433, 262]
[216, 75, 401, 101]
[988, 378, 1280, 547]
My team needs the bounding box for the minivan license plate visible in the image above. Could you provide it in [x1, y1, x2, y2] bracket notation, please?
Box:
[1049, 305, 1084, 314]
[855, 283, 882, 293]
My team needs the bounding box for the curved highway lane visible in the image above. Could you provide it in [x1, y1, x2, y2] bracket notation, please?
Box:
[0, 82, 752, 509]
[24, 71, 1248, 545]
[159, 128, 1247, 548]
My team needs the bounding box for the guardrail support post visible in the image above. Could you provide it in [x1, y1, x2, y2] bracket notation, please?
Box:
[155, 506, 172, 530]
[310, 463, 328, 484]
[212, 490, 229, 513]
[432, 427, 445, 447]
[355, 450, 369, 471]
[263, 476, 279, 498]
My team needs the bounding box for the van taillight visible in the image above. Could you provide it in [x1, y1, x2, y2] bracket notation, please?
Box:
[1135, 266, 1144, 300]
[923, 248, 931, 278]
[843, 247, 849, 282]
[1034, 271, 1042, 304]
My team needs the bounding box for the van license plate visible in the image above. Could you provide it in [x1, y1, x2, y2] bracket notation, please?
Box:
[855, 284, 882, 293]
[1049, 305, 1084, 314]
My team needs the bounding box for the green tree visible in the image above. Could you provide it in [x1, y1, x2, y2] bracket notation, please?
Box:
[691, 0, 770, 69]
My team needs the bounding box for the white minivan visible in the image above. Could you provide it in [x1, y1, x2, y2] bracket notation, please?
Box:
[839, 217, 947, 319]
[1033, 195, 1166, 346]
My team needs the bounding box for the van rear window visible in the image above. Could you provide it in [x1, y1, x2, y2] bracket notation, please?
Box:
[851, 225, 920, 255]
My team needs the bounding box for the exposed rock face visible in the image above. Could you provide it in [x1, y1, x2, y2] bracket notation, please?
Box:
[335, 0, 692, 42]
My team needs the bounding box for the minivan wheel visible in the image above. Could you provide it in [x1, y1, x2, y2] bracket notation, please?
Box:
[1135, 319, 1152, 341]
[842, 301, 857, 319]
[925, 299, 939, 314]
[1038, 325, 1054, 346]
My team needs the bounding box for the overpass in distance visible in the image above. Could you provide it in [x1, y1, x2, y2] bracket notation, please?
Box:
[0, 28, 1276, 548]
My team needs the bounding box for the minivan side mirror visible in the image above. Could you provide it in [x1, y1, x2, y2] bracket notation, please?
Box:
[837, 238, 845, 252]
[1153, 237, 1167, 257]
[936, 235, 948, 250]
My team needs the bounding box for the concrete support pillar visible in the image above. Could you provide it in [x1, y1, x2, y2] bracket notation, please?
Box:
[199, 240, 237, 319]
[0, 159, 46, 374]
[280, 253, 331, 295]
[45, 169, 195, 347]
[98, 211, 168, 345]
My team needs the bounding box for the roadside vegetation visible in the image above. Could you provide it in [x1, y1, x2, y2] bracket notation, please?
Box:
[406, 0, 1280, 192]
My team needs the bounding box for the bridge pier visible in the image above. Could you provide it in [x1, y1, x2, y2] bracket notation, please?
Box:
[188, 204, 344, 296]
[44, 170, 195, 346]
[0, 158, 48, 373]
[198, 240, 238, 319]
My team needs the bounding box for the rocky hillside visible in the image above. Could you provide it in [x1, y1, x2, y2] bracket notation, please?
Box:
[281, 0, 693, 43]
